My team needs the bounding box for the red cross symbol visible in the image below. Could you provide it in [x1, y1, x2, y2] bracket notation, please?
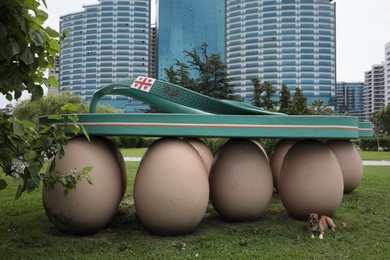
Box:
[131, 76, 155, 92]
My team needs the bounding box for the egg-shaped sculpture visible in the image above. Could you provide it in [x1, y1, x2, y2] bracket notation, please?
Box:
[326, 140, 363, 193]
[209, 138, 273, 222]
[279, 140, 344, 220]
[42, 136, 125, 235]
[269, 139, 296, 190]
[134, 137, 209, 235]
[184, 138, 214, 176]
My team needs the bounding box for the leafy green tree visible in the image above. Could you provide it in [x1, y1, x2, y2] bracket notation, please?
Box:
[371, 104, 390, 136]
[290, 87, 309, 115]
[279, 84, 291, 114]
[14, 92, 117, 125]
[0, 0, 87, 198]
[0, 0, 60, 101]
[250, 79, 277, 111]
[165, 43, 235, 100]
[309, 98, 333, 115]
[251, 78, 261, 108]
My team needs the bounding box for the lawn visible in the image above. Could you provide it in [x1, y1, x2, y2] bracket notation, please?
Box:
[359, 151, 390, 161]
[1, 163, 389, 259]
[118, 148, 390, 161]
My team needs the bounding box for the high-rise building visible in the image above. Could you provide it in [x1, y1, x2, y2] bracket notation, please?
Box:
[385, 41, 390, 106]
[59, 0, 151, 112]
[363, 64, 385, 121]
[157, 0, 225, 79]
[335, 82, 364, 121]
[225, 0, 336, 105]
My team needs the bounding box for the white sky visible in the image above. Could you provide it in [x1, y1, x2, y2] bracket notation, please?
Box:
[1, 0, 390, 107]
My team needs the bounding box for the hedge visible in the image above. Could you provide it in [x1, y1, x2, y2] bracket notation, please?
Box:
[359, 137, 390, 151]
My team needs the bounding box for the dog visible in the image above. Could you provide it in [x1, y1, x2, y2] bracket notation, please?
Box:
[307, 213, 336, 239]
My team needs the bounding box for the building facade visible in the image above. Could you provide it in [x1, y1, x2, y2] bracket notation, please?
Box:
[157, 0, 225, 79]
[385, 41, 390, 106]
[363, 64, 385, 121]
[59, 0, 151, 112]
[225, 0, 336, 105]
[335, 82, 364, 121]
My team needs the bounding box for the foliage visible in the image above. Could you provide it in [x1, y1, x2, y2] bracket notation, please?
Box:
[0, 0, 60, 101]
[0, 0, 90, 198]
[164, 43, 235, 100]
[42, 164, 93, 196]
[251, 79, 277, 111]
[359, 137, 390, 151]
[279, 84, 291, 114]
[14, 92, 117, 125]
[309, 98, 333, 115]
[371, 104, 390, 136]
[290, 87, 309, 115]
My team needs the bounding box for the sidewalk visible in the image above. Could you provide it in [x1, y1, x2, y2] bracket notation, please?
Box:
[125, 157, 390, 166]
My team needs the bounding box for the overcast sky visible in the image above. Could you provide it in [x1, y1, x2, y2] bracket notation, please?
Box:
[1, 0, 390, 107]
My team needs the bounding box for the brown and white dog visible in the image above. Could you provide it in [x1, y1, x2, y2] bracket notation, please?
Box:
[307, 213, 336, 239]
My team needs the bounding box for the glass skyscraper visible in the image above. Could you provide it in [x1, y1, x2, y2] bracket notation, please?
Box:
[59, 0, 150, 112]
[335, 82, 364, 121]
[226, 0, 336, 105]
[157, 0, 225, 79]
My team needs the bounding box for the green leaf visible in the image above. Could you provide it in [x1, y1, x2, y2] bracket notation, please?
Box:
[35, 9, 49, 23]
[66, 124, 80, 136]
[30, 30, 44, 46]
[24, 150, 37, 160]
[28, 161, 42, 177]
[81, 125, 90, 142]
[0, 21, 8, 39]
[0, 179, 7, 191]
[5, 93, 12, 101]
[12, 120, 25, 137]
[48, 115, 63, 120]
[2, 39, 20, 59]
[19, 47, 35, 65]
[61, 104, 79, 113]
[15, 184, 26, 200]
[48, 38, 60, 51]
[48, 75, 58, 88]
[31, 85, 44, 101]
[26, 175, 41, 192]
[45, 26, 60, 38]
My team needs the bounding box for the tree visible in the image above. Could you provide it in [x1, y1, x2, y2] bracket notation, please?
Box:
[309, 98, 333, 115]
[279, 84, 291, 114]
[250, 79, 277, 111]
[14, 92, 117, 125]
[371, 104, 390, 136]
[0, 1, 86, 198]
[251, 78, 261, 108]
[290, 87, 309, 115]
[165, 43, 235, 100]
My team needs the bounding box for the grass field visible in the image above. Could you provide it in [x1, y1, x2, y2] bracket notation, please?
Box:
[1, 162, 389, 259]
[118, 147, 390, 162]
[359, 151, 390, 161]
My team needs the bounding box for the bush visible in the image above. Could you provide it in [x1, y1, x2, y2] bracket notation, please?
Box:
[359, 137, 390, 151]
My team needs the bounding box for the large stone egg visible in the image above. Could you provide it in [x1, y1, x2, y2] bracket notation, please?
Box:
[209, 138, 273, 222]
[184, 138, 214, 176]
[278, 140, 344, 220]
[134, 137, 209, 235]
[326, 140, 363, 193]
[269, 140, 296, 190]
[252, 140, 269, 161]
[42, 136, 125, 235]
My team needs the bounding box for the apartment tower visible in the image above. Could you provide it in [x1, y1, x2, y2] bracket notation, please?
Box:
[225, 0, 336, 105]
[59, 0, 151, 112]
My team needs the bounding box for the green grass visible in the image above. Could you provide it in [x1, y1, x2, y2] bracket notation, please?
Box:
[120, 148, 147, 157]
[359, 151, 390, 161]
[1, 165, 389, 259]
